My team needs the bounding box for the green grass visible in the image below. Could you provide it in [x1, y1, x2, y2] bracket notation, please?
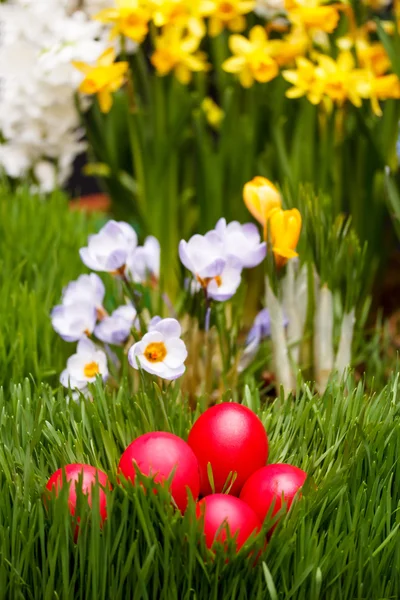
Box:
[0, 184, 100, 386]
[0, 183, 399, 598]
[0, 373, 399, 599]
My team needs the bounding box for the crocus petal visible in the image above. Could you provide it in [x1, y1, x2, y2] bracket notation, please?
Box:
[164, 338, 188, 368]
[151, 318, 182, 339]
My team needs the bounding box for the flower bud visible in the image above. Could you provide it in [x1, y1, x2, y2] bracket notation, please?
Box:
[243, 177, 282, 229]
[269, 207, 302, 268]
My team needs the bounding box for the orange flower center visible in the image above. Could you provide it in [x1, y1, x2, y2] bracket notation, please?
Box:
[144, 342, 167, 363]
[84, 361, 100, 378]
[219, 2, 234, 17]
[84, 79, 98, 93]
[111, 265, 126, 277]
[214, 275, 222, 287]
[126, 14, 141, 26]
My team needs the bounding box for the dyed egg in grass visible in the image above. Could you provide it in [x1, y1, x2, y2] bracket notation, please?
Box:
[45, 464, 109, 524]
[118, 432, 200, 512]
[188, 403, 268, 496]
[196, 494, 261, 552]
[240, 463, 307, 523]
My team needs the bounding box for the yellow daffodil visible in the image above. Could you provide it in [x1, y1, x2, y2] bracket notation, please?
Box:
[151, 26, 210, 84]
[283, 51, 367, 108]
[269, 207, 302, 268]
[223, 25, 279, 88]
[72, 48, 129, 113]
[267, 26, 309, 67]
[147, 0, 214, 38]
[243, 176, 282, 234]
[315, 52, 365, 108]
[207, 0, 255, 37]
[356, 72, 400, 116]
[286, 0, 340, 33]
[357, 41, 390, 76]
[337, 32, 390, 76]
[95, 0, 150, 43]
[201, 97, 224, 129]
[283, 56, 323, 104]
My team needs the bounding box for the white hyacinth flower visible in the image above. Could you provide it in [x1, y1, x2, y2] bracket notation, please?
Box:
[62, 273, 105, 313]
[80, 221, 138, 273]
[51, 302, 97, 342]
[94, 303, 138, 345]
[60, 338, 108, 392]
[206, 258, 242, 301]
[0, 2, 109, 189]
[126, 236, 160, 285]
[128, 318, 187, 381]
[215, 218, 267, 269]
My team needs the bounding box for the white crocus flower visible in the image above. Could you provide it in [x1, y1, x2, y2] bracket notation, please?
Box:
[79, 221, 138, 273]
[179, 231, 226, 284]
[215, 218, 267, 269]
[94, 303, 138, 345]
[206, 258, 242, 301]
[60, 338, 108, 391]
[62, 274, 105, 313]
[128, 318, 187, 380]
[51, 303, 97, 342]
[127, 236, 161, 285]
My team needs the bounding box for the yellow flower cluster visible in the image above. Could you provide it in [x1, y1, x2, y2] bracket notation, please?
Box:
[72, 0, 400, 116]
[282, 49, 400, 116]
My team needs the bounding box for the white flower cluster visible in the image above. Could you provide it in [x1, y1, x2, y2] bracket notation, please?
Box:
[52, 215, 270, 393]
[0, 0, 110, 191]
[52, 220, 188, 393]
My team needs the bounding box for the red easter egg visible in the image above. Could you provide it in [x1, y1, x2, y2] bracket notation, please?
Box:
[196, 494, 261, 552]
[188, 403, 268, 496]
[45, 463, 109, 522]
[118, 432, 200, 512]
[240, 463, 307, 523]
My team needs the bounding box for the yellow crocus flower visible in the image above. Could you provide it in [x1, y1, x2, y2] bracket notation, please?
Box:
[243, 176, 282, 233]
[151, 26, 210, 84]
[73, 48, 129, 113]
[95, 0, 150, 43]
[223, 25, 279, 88]
[208, 0, 255, 37]
[269, 207, 302, 268]
[201, 97, 224, 129]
